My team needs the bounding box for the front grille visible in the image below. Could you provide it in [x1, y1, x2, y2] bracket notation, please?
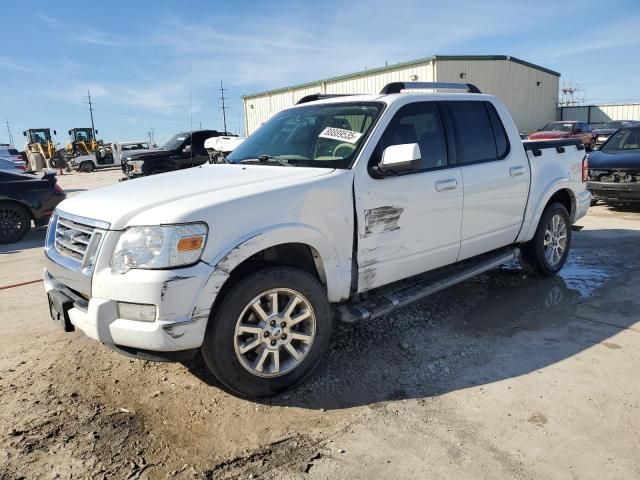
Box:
[54, 216, 96, 261]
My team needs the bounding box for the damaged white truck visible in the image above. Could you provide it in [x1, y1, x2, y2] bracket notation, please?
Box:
[44, 82, 591, 396]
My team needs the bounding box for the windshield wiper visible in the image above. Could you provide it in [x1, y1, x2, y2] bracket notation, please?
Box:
[239, 155, 292, 167]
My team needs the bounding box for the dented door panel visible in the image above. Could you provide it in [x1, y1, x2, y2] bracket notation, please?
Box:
[354, 168, 463, 292]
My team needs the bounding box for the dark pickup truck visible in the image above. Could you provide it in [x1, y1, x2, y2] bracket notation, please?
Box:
[122, 130, 232, 179]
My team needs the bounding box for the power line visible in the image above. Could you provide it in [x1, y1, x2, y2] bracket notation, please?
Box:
[219, 80, 228, 133]
[84, 90, 96, 137]
[5, 119, 14, 147]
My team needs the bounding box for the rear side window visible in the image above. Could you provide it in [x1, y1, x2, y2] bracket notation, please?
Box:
[486, 103, 510, 158]
[447, 101, 497, 164]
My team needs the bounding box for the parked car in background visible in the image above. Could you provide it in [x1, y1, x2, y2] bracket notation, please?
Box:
[112, 141, 153, 164]
[529, 121, 595, 150]
[121, 130, 229, 179]
[0, 157, 27, 172]
[0, 170, 65, 244]
[592, 120, 639, 149]
[204, 135, 246, 163]
[587, 125, 640, 205]
[0, 145, 25, 164]
[43, 82, 590, 396]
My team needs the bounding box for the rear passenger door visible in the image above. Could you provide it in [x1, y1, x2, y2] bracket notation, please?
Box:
[444, 100, 530, 260]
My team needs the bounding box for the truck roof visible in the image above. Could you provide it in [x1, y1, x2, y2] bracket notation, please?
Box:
[291, 82, 497, 108]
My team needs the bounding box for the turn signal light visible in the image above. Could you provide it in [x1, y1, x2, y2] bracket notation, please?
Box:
[582, 156, 589, 182]
[176, 235, 205, 252]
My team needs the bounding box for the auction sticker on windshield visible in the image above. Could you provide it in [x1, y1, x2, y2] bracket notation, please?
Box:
[319, 127, 363, 144]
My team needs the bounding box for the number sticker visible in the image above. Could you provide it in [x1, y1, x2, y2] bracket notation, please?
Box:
[319, 127, 363, 144]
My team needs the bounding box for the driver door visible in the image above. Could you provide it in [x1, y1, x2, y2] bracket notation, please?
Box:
[353, 101, 463, 291]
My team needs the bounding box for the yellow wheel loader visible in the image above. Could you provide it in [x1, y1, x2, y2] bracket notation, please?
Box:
[65, 128, 112, 171]
[23, 128, 63, 171]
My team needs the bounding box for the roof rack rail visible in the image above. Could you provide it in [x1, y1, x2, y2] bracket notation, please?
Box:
[380, 82, 481, 94]
[296, 93, 358, 104]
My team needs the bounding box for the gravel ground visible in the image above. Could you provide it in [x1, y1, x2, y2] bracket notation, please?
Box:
[1, 169, 639, 479]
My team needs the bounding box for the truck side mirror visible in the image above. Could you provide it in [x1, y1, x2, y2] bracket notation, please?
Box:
[54, 130, 57, 136]
[95, 130, 99, 135]
[379, 143, 421, 174]
[23, 131, 27, 137]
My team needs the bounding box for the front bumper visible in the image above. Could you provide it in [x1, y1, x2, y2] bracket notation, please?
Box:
[587, 180, 640, 202]
[43, 266, 211, 353]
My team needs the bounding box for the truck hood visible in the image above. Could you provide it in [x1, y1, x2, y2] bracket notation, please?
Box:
[588, 150, 640, 169]
[121, 149, 171, 162]
[56, 164, 336, 229]
[528, 131, 571, 140]
[593, 128, 616, 136]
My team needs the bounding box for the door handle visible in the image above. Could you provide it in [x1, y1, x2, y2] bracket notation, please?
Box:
[510, 166, 525, 177]
[435, 178, 458, 192]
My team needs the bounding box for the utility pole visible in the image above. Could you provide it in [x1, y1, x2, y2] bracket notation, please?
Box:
[199, 121, 202, 129]
[85, 90, 96, 137]
[5, 119, 14, 147]
[219, 80, 228, 133]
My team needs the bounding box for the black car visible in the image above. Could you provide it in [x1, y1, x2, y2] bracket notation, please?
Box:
[587, 126, 640, 205]
[0, 170, 66, 244]
[121, 130, 232, 178]
[592, 120, 639, 148]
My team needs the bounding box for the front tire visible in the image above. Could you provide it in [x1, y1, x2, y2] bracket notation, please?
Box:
[520, 203, 571, 277]
[201, 267, 332, 397]
[0, 201, 31, 244]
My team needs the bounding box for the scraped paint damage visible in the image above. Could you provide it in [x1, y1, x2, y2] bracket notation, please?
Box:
[363, 206, 404, 237]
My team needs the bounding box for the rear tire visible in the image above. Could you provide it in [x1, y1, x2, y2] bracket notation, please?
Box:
[0, 201, 31, 244]
[201, 267, 332, 397]
[520, 203, 571, 277]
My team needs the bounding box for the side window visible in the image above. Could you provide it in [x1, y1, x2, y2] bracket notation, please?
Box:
[447, 101, 498, 164]
[486, 103, 510, 158]
[373, 102, 448, 170]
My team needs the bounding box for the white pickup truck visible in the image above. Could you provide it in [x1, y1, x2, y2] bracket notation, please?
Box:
[43, 82, 591, 397]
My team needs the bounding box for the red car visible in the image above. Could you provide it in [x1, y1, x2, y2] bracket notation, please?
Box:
[529, 121, 595, 150]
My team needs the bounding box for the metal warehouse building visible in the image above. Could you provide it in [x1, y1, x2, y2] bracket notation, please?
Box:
[242, 55, 560, 135]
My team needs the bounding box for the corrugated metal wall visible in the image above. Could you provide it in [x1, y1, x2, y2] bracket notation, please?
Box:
[434, 60, 559, 132]
[243, 58, 559, 135]
[243, 63, 434, 135]
[560, 104, 640, 123]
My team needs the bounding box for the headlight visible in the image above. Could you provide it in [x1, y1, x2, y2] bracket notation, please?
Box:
[128, 160, 143, 173]
[111, 223, 208, 273]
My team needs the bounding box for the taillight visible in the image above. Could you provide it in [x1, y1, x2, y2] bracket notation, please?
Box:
[17, 165, 26, 171]
[582, 155, 589, 182]
[54, 183, 64, 193]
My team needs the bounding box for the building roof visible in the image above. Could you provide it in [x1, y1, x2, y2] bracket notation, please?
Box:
[243, 55, 561, 99]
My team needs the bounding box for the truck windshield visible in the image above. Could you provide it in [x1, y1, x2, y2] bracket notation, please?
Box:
[227, 102, 384, 169]
[601, 128, 640, 151]
[162, 133, 189, 151]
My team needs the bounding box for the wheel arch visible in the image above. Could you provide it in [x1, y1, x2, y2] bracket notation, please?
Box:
[192, 225, 352, 327]
[518, 183, 577, 243]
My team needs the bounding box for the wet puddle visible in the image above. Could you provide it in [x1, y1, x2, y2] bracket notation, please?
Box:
[457, 252, 615, 332]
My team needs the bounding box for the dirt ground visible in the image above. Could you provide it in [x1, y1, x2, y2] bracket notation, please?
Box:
[1, 169, 639, 479]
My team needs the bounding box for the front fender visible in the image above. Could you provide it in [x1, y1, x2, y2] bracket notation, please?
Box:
[192, 223, 352, 320]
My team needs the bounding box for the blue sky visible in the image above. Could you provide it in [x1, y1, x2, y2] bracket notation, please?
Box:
[1, 0, 638, 146]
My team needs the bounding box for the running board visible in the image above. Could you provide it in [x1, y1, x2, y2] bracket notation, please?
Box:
[336, 247, 519, 324]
